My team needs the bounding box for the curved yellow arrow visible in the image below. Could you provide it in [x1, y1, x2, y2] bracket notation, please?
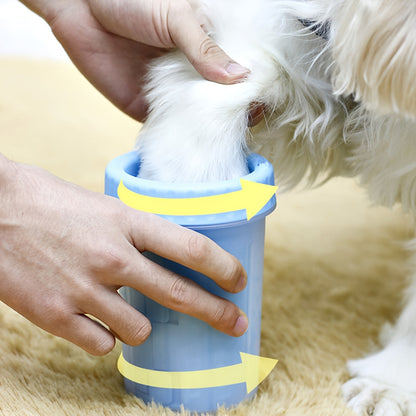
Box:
[118, 352, 277, 393]
[117, 180, 277, 221]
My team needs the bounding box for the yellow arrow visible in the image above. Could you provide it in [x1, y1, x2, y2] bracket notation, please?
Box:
[117, 180, 277, 221]
[118, 352, 277, 393]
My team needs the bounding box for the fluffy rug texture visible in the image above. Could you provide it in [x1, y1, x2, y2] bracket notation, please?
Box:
[0, 58, 413, 416]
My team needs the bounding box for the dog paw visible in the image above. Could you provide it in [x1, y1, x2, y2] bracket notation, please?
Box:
[343, 342, 416, 416]
[342, 377, 416, 416]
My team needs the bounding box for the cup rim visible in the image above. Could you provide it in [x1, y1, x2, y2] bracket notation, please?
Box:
[105, 151, 276, 227]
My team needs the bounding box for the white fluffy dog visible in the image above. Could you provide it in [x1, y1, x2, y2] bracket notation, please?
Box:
[136, 1, 416, 414]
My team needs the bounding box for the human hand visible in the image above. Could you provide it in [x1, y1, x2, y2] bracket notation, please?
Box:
[21, 0, 251, 122]
[0, 155, 248, 355]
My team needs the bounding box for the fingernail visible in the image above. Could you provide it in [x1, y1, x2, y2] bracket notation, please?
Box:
[233, 310, 249, 336]
[226, 62, 251, 77]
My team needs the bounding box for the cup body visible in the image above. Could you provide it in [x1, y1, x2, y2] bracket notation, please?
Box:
[104, 152, 276, 413]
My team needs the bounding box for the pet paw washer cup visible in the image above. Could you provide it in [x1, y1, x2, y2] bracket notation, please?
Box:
[105, 151, 277, 413]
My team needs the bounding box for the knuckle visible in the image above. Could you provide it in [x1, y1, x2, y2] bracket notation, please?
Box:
[103, 250, 126, 271]
[89, 335, 115, 356]
[223, 258, 243, 290]
[93, 245, 128, 273]
[129, 321, 152, 346]
[198, 37, 220, 59]
[51, 310, 69, 329]
[41, 296, 71, 328]
[71, 278, 94, 301]
[211, 304, 227, 327]
[210, 301, 239, 330]
[187, 234, 209, 265]
[168, 276, 191, 308]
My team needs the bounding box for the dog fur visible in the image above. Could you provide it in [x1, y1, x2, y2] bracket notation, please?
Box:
[135, 1, 416, 414]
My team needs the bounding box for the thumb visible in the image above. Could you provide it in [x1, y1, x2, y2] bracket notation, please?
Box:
[168, 2, 250, 84]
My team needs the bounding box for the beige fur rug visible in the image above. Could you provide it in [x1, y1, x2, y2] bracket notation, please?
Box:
[0, 58, 413, 416]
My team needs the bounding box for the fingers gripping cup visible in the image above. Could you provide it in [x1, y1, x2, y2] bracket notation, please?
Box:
[104, 152, 277, 413]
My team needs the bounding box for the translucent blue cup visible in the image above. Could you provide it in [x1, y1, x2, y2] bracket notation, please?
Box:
[104, 152, 276, 413]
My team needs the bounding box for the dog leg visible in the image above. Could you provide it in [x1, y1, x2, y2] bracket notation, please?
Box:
[135, 0, 310, 183]
[343, 250, 416, 416]
[136, 47, 282, 183]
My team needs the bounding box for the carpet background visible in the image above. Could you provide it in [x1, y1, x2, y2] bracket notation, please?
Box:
[0, 58, 413, 416]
